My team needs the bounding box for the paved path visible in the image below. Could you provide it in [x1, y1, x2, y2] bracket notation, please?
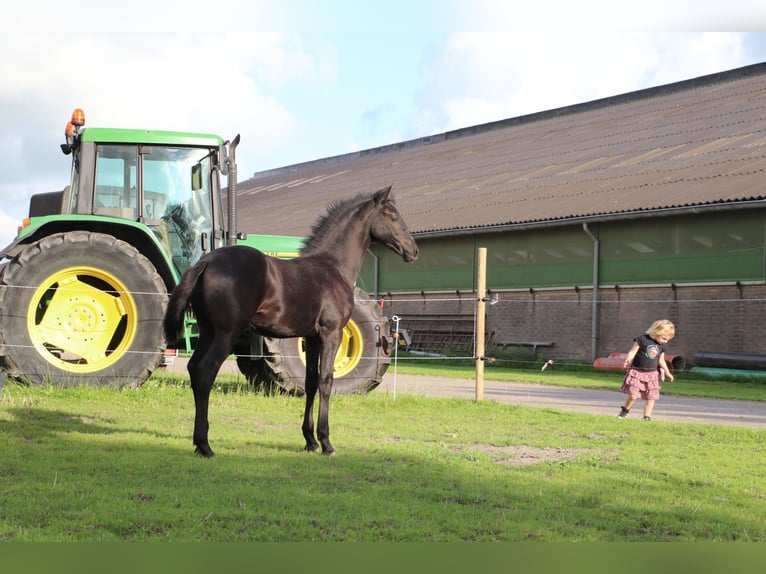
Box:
[378, 371, 766, 429]
[164, 357, 765, 429]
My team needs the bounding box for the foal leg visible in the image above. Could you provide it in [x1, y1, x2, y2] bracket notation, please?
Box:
[315, 371, 335, 455]
[188, 332, 232, 458]
[301, 337, 321, 452]
[316, 337, 341, 455]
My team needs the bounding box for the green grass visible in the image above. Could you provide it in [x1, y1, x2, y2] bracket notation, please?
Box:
[1, 372, 764, 542]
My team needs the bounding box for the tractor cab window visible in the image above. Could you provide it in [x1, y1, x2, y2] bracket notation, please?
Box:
[144, 146, 215, 274]
[91, 143, 215, 274]
[93, 145, 138, 220]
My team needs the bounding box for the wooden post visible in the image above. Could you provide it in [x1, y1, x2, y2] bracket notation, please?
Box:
[475, 247, 487, 401]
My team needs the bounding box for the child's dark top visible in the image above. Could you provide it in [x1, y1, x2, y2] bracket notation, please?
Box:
[630, 334, 665, 371]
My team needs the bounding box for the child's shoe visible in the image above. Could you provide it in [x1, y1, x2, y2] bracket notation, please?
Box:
[642, 416, 652, 421]
[617, 406, 630, 418]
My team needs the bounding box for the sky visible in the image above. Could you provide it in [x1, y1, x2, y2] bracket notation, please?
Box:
[2, 1, 766, 248]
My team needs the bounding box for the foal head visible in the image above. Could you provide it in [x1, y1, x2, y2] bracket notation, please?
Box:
[369, 185, 419, 262]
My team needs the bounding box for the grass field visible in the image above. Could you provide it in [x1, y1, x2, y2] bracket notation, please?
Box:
[1, 367, 764, 543]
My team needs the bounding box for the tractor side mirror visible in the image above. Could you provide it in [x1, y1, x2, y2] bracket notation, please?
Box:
[191, 163, 202, 191]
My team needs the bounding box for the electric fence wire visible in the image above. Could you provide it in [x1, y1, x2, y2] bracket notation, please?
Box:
[1, 283, 764, 374]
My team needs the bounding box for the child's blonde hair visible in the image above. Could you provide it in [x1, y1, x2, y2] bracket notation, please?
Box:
[647, 319, 675, 340]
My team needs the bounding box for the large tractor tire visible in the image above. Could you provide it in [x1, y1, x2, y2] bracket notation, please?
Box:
[238, 288, 391, 394]
[0, 231, 168, 388]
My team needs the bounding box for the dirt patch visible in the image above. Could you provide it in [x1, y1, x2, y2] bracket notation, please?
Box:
[465, 444, 619, 467]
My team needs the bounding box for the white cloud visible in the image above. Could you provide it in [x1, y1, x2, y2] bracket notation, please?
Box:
[0, 31, 335, 229]
[0, 209, 22, 250]
[414, 32, 746, 134]
[447, 1, 766, 31]
[6, 1, 287, 33]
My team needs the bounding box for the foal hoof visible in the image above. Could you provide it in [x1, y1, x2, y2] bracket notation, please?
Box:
[195, 445, 216, 458]
[321, 444, 336, 456]
[304, 443, 320, 453]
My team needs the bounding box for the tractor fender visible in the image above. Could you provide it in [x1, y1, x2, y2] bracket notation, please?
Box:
[0, 216, 180, 292]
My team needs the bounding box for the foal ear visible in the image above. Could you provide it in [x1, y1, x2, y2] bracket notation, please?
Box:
[373, 184, 393, 206]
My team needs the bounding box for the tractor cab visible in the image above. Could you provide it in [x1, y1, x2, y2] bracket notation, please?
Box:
[61, 109, 226, 274]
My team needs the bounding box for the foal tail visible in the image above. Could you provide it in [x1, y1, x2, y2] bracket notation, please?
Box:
[163, 260, 208, 345]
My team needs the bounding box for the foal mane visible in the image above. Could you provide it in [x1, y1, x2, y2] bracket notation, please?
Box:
[300, 192, 376, 255]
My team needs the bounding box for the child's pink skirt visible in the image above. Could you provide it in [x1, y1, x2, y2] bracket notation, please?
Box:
[621, 368, 661, 401]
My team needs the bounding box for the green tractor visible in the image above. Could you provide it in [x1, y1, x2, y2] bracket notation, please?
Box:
[0, 109, 391, 392]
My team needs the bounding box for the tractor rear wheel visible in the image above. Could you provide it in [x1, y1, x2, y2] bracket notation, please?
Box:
[239, 288, 391, 394]
[0, 231, 167, 387]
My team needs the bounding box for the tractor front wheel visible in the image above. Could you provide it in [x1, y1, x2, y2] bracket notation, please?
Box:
[0, 231, 167, 387]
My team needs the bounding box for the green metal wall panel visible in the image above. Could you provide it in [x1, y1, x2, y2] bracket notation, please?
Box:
[599, 212, 766, 284]
[361, 210, 766, 292]
[369, 236, 476, 292]
[482, 230, 594, 288]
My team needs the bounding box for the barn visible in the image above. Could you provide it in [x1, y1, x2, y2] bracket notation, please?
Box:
[232, 62, 766, 365]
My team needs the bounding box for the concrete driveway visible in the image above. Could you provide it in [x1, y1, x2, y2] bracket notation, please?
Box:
[378, 371, 766, 429]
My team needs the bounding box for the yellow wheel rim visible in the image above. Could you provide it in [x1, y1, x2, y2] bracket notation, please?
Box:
[298, 318, 364, 378]
[27, 266, 138, 373]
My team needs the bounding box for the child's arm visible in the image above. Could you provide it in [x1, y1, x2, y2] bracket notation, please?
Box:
[658, 352, 675, 382]
[623, 341, 640, 369]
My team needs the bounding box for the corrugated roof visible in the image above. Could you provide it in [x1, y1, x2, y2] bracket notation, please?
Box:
[234, 62, 766, 237]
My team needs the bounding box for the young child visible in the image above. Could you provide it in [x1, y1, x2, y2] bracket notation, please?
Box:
[617, 319, 675, 421]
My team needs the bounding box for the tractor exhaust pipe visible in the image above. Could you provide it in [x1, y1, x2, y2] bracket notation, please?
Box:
[226, 134, 241, 246]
